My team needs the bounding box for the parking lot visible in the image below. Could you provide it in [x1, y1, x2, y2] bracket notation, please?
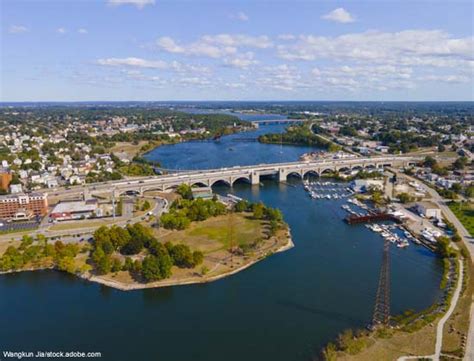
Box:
[0, 219, 40, 233]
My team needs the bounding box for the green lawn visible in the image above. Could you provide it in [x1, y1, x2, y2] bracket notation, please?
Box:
[187, 214, 262, 248]
[448, 202, 474, 237]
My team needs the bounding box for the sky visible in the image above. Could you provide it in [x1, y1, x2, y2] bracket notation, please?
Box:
[1, 0, 473, 102]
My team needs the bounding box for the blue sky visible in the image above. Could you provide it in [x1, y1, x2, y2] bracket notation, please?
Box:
[1, 0, 473, 101]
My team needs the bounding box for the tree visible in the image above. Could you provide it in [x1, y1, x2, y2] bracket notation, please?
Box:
[142, 255, 167, 282]
[141, 200, 151, 212]
[141, 256, 161, 281]
[423, 156, 437, 168]
[111, 258, 122, 273]
[252, 202, 265, 219]
[398, 192, 413, 204]
[234, 200, 249, 212]
[451, 183, 462, 194]
[109, 225, 131, 250]
[192, 251, 204, 266]
[438, 144, 446, 152]
[96, 255, 112, 275]
[57, 256, 76, 274]
[169, 244, 194, 268]
[120, 237, 144, 255]
[176, 184, 193, 200]
[453, 156, 468, 170]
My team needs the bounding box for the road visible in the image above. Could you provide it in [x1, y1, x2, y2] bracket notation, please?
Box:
[41, 155, 421, 199]
[393, 170, 474, 360]
[398, 259, 464, 361]
[0, 196, 169, 244]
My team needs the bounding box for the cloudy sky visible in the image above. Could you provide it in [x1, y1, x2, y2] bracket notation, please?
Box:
[1, 0, 473, 101]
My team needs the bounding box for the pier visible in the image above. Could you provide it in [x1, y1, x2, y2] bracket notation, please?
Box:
[345, 212, 401, 225]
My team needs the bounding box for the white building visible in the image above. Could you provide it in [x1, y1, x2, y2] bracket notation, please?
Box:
[416, 201, 442, 219]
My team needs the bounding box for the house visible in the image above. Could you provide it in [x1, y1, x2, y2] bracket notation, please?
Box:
[10, 184, 23, 194]
[416, 201, 442, 219]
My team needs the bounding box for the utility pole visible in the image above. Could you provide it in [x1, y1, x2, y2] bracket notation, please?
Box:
[371, 238, 391, 328]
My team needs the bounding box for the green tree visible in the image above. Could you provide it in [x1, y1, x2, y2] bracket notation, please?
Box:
[252, 202, 265, 219]
[176, 184, 193, 200]
[169, 244, 194, 268]
[398, 192, 413, 204]
[423, 156, 437, 168]
[192, 251, 204, 266]
[234, 200, 249, 212]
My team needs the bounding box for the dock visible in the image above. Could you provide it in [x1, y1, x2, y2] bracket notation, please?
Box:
[345, 212, 401, 225]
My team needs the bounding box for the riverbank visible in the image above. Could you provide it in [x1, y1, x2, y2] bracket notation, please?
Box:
[0, 212, 294, 292]
[0, 228, 293, 291]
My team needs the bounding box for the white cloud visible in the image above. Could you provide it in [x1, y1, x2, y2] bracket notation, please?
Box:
[230, 11, 249, 22]
[97, 57, 168, 69]
[322, 8, 355, 23]
[420, 74, 471, 83]
[57, 27, 67, 34]
[278, 34, 296, 41]
[156, 34, 272, 59]
[107, 0, 155, 9]
[8, 25, 29, 34]
[223, 52, 258, 68]
[277, 30, 474, 69]
[78, 28, 88, 34]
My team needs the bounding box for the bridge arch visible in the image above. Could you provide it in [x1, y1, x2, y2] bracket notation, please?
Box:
[320, 168, 335, 175]
[337, 166, 351, 173]
[303, 170, 319, 178]
[232, 177, 251, 186]
[210, 179, 232, 187]
[191, 181, 209, 188]
[286, 171, 303, 180]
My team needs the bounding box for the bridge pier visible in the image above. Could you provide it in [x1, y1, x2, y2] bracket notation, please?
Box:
[278, 169, 288, 182]
[250, 171, 260, 185]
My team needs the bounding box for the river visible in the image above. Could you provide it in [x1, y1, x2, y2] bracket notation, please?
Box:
[0, 113, 443, 361]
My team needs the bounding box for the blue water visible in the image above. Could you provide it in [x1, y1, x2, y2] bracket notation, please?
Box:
[0, 113, 443, 361]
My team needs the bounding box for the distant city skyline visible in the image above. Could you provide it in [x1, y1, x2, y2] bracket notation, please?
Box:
[1, 0, 473, 101]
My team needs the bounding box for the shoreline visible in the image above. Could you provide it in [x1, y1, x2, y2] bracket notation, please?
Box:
[85, 232, 294, 291]
[0, 232, 295, 292]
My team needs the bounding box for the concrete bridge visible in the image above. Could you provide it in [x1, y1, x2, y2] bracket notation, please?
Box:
[90, 156, 421, 198]
[251, 119, 306, 127]
[49, 156, 421, 199]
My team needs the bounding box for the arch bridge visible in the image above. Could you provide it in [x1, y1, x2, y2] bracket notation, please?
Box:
[107, 155, 421, 196]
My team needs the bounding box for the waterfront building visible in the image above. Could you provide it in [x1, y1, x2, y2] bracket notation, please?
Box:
[0, 193, 48, 220]
[416, 201, 442, 219]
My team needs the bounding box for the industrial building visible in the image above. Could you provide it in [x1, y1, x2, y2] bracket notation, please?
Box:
[50, 199, 100, 221]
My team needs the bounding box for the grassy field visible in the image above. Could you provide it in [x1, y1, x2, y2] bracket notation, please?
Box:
[155, 213, 264, 254]
[49, 219, 112, 231]
[336, 324, 437, 361]
[110, 141, 149, 159]
[97, 213, 290, 289]
[448, 201, 474, 237]
[442, 247, 473, 358]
